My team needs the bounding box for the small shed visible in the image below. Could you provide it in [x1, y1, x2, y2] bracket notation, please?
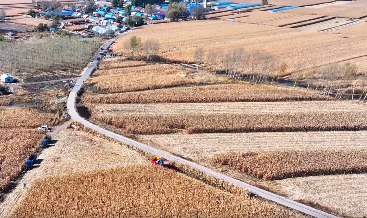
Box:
[1, 74, 13, 83]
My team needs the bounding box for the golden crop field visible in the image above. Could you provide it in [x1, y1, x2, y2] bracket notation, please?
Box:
[212, 150, 367, 180]
[10, 165, 307, 218]
[83, 83, 329, 104]
[90, 100, 367, 134]
[138, 131, 367, 163]
[0, 108, 59, 128]
[89, 64, 224, 93]
[113, 20, 367, 71]
[0, 129, 44, 191]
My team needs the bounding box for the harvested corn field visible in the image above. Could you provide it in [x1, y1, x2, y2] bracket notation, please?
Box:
[212, 150, 367, 180]
[10, 165, 306, 218]
[98, 59, 148, 70]
[113, 20, 367, 72]
[0, 129, 44, 191]
[138, 131, 367, 163]
[89, 64, 225, 93]
[276, 174, 367, 217]
[83, 83, 329, 104]
[90, 100, 367, 134]
[90, 101, 367, 115]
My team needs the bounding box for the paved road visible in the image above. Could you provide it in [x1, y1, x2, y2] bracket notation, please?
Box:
[67, 32, 339, 218]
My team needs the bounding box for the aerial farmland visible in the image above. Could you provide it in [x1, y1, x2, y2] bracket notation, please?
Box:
[1, 0, 367, 217]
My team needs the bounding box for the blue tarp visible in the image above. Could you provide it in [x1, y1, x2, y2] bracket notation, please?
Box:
[212, 1, 233, 5]
[98, 10, 106, 15]
[270, 6, 298, 12]
[49, 11, 74, 16]
[227, 3, 260, 9]
[135, 12, 143, 16]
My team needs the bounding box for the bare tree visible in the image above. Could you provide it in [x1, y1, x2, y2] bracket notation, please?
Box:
[0, 9, 6, 22]
[206, 51, 218, 71]
[124, 36, 142, 58]
[143, 39, 159, 61]
[194, 48, 204, 72]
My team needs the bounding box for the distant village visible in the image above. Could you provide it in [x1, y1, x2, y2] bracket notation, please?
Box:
[22, 0, 210, 37]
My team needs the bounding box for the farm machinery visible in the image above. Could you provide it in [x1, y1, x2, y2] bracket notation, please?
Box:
[152, 156, 177, 172]
[41, 135, 52, 148]
[25, 154, 37, 171]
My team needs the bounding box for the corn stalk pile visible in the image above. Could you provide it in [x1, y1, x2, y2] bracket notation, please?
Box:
[91, 111, 367, 134]
[212, 150, 367, 180]
[10, 165, 305, 218]
[89, 64, 222, 93]
[83, 83, 329, 104]
[0, 129, 44, 191]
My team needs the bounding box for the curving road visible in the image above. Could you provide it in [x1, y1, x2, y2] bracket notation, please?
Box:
[67, 32, 339, 218]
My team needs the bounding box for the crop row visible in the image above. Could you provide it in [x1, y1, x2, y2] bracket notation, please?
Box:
[0, 108, 59, 128]
[212, 150, 367, 180]
[91, 112, 367, 134]
[89, 64, 223, 93]
[10, 165, 305, 218]
[83, 83, 329, 104]
[98, 59, 148, 70]
[0, 129, 44, 191]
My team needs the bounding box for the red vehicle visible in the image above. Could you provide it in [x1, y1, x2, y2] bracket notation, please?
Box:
[152, 156, 177, 172]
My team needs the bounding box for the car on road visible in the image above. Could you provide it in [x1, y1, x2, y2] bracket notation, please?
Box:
[38, 125, 51, 132]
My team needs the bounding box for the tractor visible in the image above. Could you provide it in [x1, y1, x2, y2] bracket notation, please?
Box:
[25, 154, 37, 171]
[41, 135, 52, 148]
[152, 156, 177, 172]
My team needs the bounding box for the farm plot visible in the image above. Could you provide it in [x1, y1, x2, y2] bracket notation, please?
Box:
[113, 20, 367, 73]
[0, 129, 44, 192]
[98, 59, 148, 70]
[275, 174, 367, 217]
[0, 129, 147, 218]
[9, 165, 307, 218]
[138, 131, 367, 163]
[83, 83, 330, 104]
[0, 36, 100, 82]
[89, 64, 224, 93]
[10, 18, 52, 27]
[212, 150, 367, 180]
[289, 0, 367, 18]
[89, 101, 367, 134]
[0, 108, 58, 193]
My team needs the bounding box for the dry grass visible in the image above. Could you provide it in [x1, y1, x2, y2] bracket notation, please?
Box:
[83, 83, 329, 104]
[98, 59, 148, 70]
[0, 129, 44, 191]
[89, 64, 225, 93]
[3, 8, 30, 16]
[138, 131, 367, 163]
[212, 150, 367, 180]
[113, 20, 367, 71]
[10, 165, 306, 218]
[0, 108, 59, 128]
[275, 174, 367, 217]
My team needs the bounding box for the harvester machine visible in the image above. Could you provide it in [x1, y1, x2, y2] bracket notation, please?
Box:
[152, 157, 177, 172]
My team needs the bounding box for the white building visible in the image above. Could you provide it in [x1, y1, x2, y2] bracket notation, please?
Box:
[1, 74, 13, 83]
